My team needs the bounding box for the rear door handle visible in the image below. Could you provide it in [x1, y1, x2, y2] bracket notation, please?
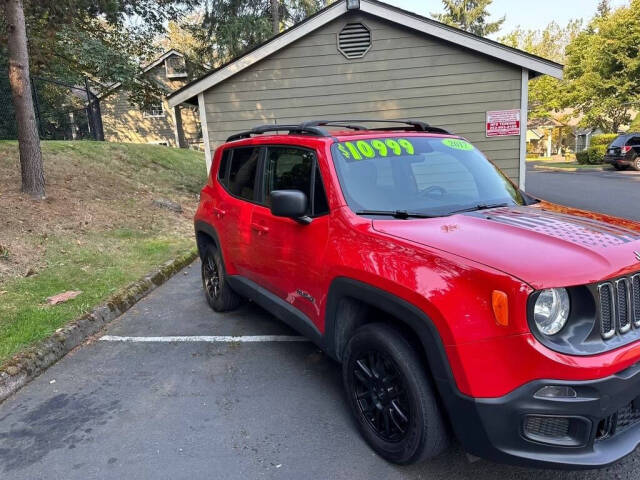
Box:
[213, 207, 226, 218]
[251, 223, 269, 234]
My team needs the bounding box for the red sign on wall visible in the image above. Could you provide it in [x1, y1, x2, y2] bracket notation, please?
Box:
[486, 109, 521, 137]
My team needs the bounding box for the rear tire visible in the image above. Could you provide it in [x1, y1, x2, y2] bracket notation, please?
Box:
[614, 163, 627, 171]
[342, 323, 449, 464]
[633, 158, 640, 171]
[201, 244, 241, 312]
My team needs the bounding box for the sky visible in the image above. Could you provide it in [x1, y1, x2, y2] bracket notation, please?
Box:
[385, 0, 630, 37]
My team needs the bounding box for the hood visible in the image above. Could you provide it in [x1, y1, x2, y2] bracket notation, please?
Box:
[372, 203, 640, 289]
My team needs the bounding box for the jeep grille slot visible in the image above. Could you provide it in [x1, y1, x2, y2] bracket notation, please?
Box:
[599, 283, 615, 339]
[616, 279, 631, 333]
[632, 275, 640, 327]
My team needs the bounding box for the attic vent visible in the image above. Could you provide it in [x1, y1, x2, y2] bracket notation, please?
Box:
[337, 22, 371, 59]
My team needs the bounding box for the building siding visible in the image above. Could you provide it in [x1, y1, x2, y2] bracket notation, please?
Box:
[101, 60, 201, 147]
[202, 13, 522, 181]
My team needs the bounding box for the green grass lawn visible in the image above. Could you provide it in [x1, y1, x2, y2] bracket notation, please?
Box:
[0, 141, 206, 364]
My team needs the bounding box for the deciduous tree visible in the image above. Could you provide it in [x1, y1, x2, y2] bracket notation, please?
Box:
[500, 20, 582, 119]
[3, 0, 44, 198]
[564, 0, 640, 132]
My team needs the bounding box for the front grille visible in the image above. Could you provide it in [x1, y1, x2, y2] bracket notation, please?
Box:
[617, 279, 631, 333]
[596, 402, 640, 440]
[599, 274, 640, 339]
[633, 275, 640, 327]
[616, 403, 640, 432]
[600, 283, 615, 338]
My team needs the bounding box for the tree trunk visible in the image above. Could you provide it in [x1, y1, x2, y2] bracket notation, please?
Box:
[271, 0, 279, 35]
[5, 0, 45, 198]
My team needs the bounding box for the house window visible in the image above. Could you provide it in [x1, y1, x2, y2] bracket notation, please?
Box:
[143, 102, 164, 118]
[165, 56, 187, 78]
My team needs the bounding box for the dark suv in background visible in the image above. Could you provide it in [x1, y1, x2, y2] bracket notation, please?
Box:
[604, 133, 640, 170]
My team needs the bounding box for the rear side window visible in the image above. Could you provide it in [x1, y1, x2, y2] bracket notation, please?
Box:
[218, 149, 231, 187]
[228, 147, 260, 201]
[627, 137, 640, 146]
[611, 135, 629, 147]
[262, 146, 329, 216]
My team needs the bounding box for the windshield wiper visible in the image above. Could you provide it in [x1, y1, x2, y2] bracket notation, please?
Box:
[447, 202, 510, 215]
[355, 210, 438, 219]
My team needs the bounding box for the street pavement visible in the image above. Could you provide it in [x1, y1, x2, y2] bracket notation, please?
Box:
[526, 164, 640, 221]
[2, 167, 640, 479]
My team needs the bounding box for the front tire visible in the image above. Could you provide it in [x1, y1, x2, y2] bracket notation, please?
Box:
[342, 323, 449, 464]
[201, 244, 241, 312]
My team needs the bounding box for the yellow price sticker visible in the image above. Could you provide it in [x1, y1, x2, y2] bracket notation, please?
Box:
[337, 138, 416, 160]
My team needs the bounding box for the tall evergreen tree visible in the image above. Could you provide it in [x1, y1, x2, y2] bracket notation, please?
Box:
[596, 0, 611, 18]
[432, 0, 505, 37]
[194, 0, 326, 63]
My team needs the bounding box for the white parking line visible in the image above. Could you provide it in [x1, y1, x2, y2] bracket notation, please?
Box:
[99, 335, 309, 343]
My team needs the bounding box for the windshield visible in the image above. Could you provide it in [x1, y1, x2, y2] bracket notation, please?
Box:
[331, 136, 525, 217]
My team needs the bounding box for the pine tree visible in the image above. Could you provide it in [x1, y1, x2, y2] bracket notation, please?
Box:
[432, 0, 505, 37]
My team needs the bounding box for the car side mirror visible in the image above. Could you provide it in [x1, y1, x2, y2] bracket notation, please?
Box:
[270, 190, 312, 224]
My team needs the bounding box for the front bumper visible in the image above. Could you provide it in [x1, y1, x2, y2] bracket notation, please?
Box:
[440, 360, 640, 469]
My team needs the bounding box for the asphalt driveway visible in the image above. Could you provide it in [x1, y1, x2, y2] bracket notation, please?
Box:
[526, 165, 640, 221]
[2, 262, 640, 480]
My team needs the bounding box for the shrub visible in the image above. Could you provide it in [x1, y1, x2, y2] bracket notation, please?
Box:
[576, 151, 590, 164]
[576, 146, 606, 165]
[590, 133, 618, 147]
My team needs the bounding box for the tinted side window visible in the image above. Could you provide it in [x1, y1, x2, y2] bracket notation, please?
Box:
[263, 147, 329, 216]
[218, 149, 231, 187]
[264, 147, 314, 207]
[228, 147, 260, 201]
[627, 137, 640, 146]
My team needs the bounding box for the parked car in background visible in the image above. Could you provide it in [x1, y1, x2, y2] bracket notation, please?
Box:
[604, 133, 640, 170]
[194, 119, 640, 469]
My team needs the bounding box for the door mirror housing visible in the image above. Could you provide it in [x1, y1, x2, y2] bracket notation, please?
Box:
[270, 190, 312, 224]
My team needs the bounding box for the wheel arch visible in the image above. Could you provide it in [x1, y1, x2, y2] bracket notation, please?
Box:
[194, 220, 221, 260]
[324, 277, 455, 388]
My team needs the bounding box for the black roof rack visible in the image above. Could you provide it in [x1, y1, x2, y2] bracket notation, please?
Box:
[300, 120, 450, 135]
[225, 119, 450, 142]
[226, 124, 327, 142]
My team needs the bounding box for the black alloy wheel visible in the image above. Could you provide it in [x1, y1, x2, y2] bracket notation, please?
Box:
[343, 323, 449, 464]
[203, 253, 221, 300]
[352, 350, 411, 442]
[201, 244, 241, 312]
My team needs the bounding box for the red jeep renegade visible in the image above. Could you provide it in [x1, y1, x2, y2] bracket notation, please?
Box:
[194, 120, 640, 469]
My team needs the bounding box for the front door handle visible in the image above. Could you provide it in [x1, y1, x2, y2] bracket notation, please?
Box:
[251, 223, 269, 234]
[213, 207, 226, 219]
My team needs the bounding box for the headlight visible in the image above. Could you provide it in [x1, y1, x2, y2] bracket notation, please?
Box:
[534, 288, 570, 335]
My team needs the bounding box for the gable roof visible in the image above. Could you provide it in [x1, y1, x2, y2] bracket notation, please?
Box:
[98, 49, 185, 98]
[168, 0, 563, 108]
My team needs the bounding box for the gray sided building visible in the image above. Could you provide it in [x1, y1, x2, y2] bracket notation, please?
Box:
[168, 0, 562, 189]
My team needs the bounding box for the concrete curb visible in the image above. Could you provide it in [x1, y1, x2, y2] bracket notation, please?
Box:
[533, 165, 605, 172]
[0, 249, 198, 404]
